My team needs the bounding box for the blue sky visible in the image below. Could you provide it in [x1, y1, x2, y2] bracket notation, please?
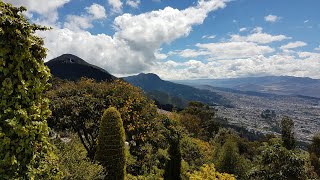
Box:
[4, 0, 320, 79]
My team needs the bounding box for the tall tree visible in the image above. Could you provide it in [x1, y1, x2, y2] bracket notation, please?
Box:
[281, 116, 296, 150]
[164, 117, 182, 180]
[0, 2, 59, 179]
[309, 133, 320, 176]
[95, 107, 126, 180]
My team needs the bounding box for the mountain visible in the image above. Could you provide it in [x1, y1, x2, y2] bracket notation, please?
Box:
[174, 76, 320, 98]
[46, 54, 115, 81]
[124, 73, 231, 108]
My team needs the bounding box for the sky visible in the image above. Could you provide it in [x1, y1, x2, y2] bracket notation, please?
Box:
[4, 0, 320, 80]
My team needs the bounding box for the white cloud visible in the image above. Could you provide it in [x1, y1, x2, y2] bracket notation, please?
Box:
[314, 46, 320, 51]
[152, 52, 320, 80]
[239, 27, 247, 32]
[85, 3, 107, 19]
[126, 0, 140, 8]
[196, 42, 274, 59]
[113, 0, 227, 55]
[64, 3, 106, 32]
[202, 35, 216, 39]
[264, 14, 281, 23]
[39, 0, 229, 75]
[108, 0, 123, 13]
[169, 49, 210, 58]
[304, 20, 309, 23]
[230, 28, 290, 44]
[280, 41, 307, 50]
[3, 0, 70, 26]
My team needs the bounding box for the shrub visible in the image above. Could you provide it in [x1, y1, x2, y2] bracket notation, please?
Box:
[188, 164, 235, 180]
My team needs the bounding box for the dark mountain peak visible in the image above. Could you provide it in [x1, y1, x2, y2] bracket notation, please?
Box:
[48, 54, 89, 65]
[136, 73, 162, 81]
[46, 54, 115, 82]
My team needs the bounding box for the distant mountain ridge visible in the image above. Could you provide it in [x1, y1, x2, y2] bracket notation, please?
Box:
[174, 76, 320, 98]
[124, 73, 231, 108]
[46, 54, 115, 81]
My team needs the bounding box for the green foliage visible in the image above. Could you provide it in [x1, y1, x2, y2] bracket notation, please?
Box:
[281, 116, 296, 150]
[309, 133, 320, 157]
[0, 2, 59, 179]
[249, 143, 307, 180]
[95, 107, 126, 180]
[47, 79, 159, 161]
[309, 133, 320, 176]
[180, 136, 214, 171]
[54, 136, 104, 180]
[188, 164, 236, 180]
[214, 138, 249, 179]
[211, 128, 251, 179]
[180, 101, 219, 140]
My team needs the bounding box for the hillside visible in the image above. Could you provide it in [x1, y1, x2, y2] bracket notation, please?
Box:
[124, 73, 231, 108]
[46, 54, 115, 81]
[174, 76, 320, 98]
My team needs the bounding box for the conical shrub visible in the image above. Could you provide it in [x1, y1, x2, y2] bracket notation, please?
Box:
[95, 107, 126, 180]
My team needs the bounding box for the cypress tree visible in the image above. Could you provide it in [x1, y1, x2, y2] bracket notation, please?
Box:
[164, 117, 182, 180]
[95, 107, 126, 180]
[0, 2, 59, 179]
[164, 138, 182, 180]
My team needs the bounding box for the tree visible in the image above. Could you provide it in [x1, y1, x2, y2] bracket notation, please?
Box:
[95, 107, 126, 180]
[163, 118, 182, 180]
[215, 137, 248, 179]
[188, 164, 235, 180]
[0, 2, 59, 179]
[249, 143, 307, 180]
[180, 101, 219, 140]
[281, 116, 296, 150]
[216, 138, 240, 175]
[309, 133, 320, 176]
[47, 79, 159, 161]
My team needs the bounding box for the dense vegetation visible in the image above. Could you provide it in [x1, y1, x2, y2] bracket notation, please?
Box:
[1, 1, 319, 179]
[0, 2, 59, 179]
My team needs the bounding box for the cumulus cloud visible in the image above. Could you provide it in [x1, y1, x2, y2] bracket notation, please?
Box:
[230, 27, 290, 44]
[3, 0, 70, 26]
[280, 41, 307, 50]
[108, 0, 123, 13]
[264, 14, 281, 23]
[151, 53, 320, 80]
[39, 0, 229, 76]
[64, 3, 107, 32]
[86, 3, 107, 19]
[314, 46, 320, 51]
[196, 42, 274, 59]
[126, 0, 140, 8]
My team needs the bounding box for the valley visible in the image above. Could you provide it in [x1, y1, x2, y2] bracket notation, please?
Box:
[199, 85, 320, 143]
